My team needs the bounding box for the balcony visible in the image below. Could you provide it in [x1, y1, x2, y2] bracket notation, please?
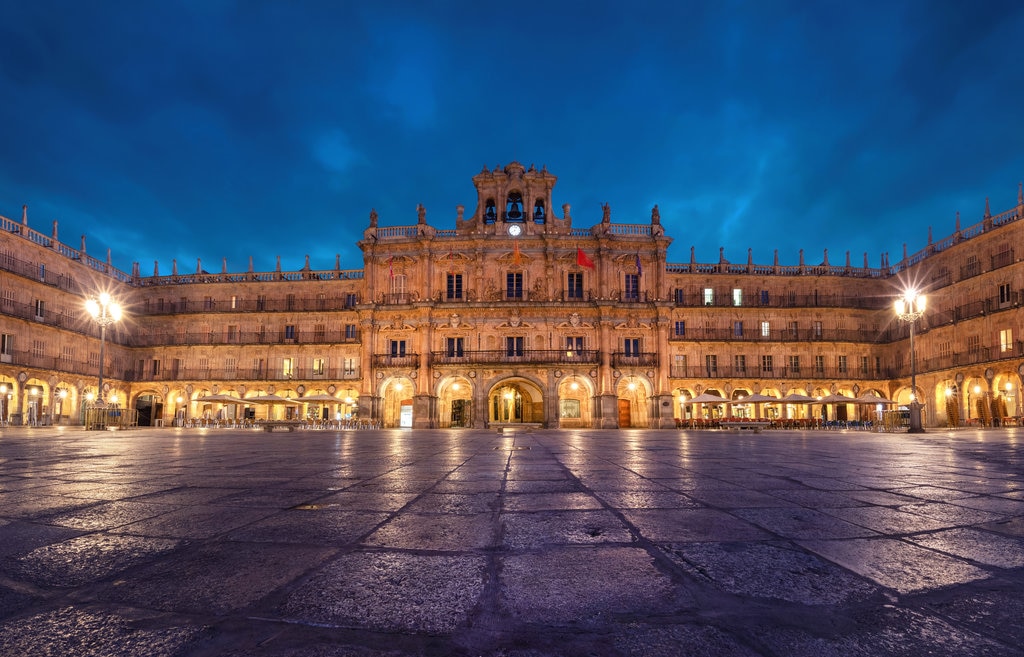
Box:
[372, 353, 420, 369]
[429, 349, 600, 366]
[611, 352, 657, 368]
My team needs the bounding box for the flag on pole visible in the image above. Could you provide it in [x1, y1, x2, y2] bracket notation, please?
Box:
[635, 252, 642, 277]
[576, 247, 595, 269]
[512, 239, 522, 266]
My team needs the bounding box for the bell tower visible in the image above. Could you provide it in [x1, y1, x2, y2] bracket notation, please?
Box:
[458, 162, 571, 236]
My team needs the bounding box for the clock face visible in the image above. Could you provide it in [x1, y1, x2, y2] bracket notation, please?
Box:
[507, 224, 522, 237]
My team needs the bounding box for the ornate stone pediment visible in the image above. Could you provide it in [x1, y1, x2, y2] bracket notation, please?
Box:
[555, 312, 594, 329]
[379, 315, 416, 331]
[613, 316, 651, 330]
[438, 313, 474, 330]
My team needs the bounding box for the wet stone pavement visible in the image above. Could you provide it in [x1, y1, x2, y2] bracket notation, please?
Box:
[0, 426, 1022, 657]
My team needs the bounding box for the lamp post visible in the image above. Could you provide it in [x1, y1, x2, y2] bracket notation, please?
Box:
[895, 289, 926, 433]
[85, 292, 122, 406]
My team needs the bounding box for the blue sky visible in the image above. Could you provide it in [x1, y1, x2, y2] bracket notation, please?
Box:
[1, 1, 1023, 275]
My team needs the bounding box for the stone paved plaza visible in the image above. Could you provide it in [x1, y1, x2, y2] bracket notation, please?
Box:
[0, 425, 1022, 656]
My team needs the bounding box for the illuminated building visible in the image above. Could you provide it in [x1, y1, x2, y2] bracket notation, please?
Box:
[1, 164, 1021, 428]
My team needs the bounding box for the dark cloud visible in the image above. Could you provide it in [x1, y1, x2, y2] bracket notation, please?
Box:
[1, 1, 1023, 274]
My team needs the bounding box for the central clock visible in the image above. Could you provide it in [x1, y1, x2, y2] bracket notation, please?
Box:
[507, 224, 522, 237]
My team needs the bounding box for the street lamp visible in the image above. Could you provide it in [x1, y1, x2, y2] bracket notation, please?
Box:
[895, 289, 926, 433]
[85, 292, 122, 406]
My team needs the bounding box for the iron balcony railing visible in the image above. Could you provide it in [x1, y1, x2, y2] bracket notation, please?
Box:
[428, 349, 600, 366]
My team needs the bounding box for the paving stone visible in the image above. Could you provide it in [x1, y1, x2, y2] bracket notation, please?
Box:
[501, 510, 634, 548]
[0, 606, 209, 657]
[363, 512, 496, 550]
[281, 552, 487, 633]
[96, 541, 336, 614]
[799, 537, 992, 594]
[500, 546, 677, 625]
[224, 509, 389, 545]
[15, 533, 179, 587]
[662, 541, 880, 605]
[907, 527, 1024, 568]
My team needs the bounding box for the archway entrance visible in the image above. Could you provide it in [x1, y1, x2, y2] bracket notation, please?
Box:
[381, 377, 415, 428]
[615, 376, 649, 427]
[439, 377, 473, 428]
[489, 378, 544, 426]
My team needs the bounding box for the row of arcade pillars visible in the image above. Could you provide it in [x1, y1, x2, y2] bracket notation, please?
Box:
[373, 374, 674, 429]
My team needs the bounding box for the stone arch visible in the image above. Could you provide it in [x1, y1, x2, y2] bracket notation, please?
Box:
[615, 374, 651, 428]
[380, 375, 416, 428]
[557, 373, 593, 428]
[487, 376, 545, 426]
[437, 375, 474, 428]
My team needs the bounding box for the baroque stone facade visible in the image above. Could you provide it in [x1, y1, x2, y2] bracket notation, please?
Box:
[1, 163, 1022, 429]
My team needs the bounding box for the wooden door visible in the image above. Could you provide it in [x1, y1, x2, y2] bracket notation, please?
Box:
[618, 398, 631, 427]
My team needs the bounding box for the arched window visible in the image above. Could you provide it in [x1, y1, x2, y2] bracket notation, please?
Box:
[533, 199, 545, 223]
[505, 191, 523, 221]
[484, 199, 497, 223]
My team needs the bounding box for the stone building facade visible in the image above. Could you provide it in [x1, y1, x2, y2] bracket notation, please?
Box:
[1, 162, 1022, 429]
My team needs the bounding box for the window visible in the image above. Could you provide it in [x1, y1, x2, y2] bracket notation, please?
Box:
[312, 358, 326, 375]
[282, 358, 294, 378]
[446, 337, 464, 357]
[760, 321, 770, 337]
[789, 355, 800, 374]
[345, 293, 358, 308]
[256, 295, 266, 311]
[674, 288, 685, 304]
[732, 288, 742, 306]
[760, 290, 770, 305]
[624, 338, 640, 356]
[566, 336, 584, 356]
[225, 358, 236, 375]
[967, 335, 980, 354]
[231, 295, 238, 309]
[344, 358, 357, 377]
[733, 321, 743, 337]
[999, 283, 1012, 306]
[624, 274, 639, 300]
[29, 340, 43, 358]
[674, 321, 686, 337]
[447, 273, 463, 300]
[344, 324, 357, 340]
[838, 355, 848, 373]
[390, 340, 407, 357]
[34, 299, 45, 319]
[391, 275, 407, 296]
[813, 321, 823, 339]
[226, 325, 239, 342]
[203, 296, 213, 310]
[815, 355, 824, 373]
[506, 272, 523, 299]
[860, 356, 869, 374]
[761, 355, 773, 372]
[567, 272, 583, 299]
[734, 354, 746, 374]
[506, 336, 524, 357]
[703, 288, 714, 305]
[674, 354, 687, 375]
[874, 356, 881, 375]
[1, 333, 13, 361]
[1, 289, 13, 307]
[314, 324, 325, 341]
[705, 354, 718, 376]
[1001, 329, 1014, 353]
[284, 325, 296, 340]
[788, 321, 799, 338]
